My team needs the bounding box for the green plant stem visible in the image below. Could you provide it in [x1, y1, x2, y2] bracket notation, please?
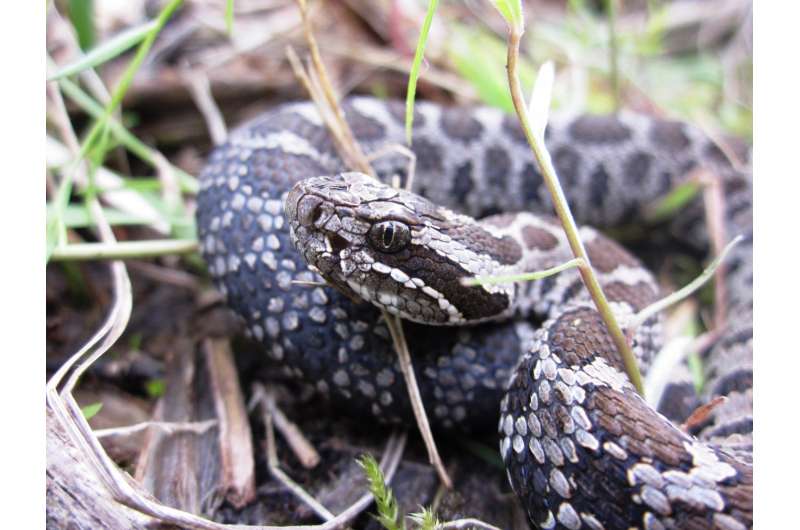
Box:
[462, 258, 583, 287]
[505, 29, 644, 395]
[606, 0, 621, 110]
[50, 239, 198, 261]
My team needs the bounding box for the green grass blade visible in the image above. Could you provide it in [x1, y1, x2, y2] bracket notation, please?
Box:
[48, 20, 158, 81]
[630, 235, 743, 331]
[68, 0, 96, 50]
[225, 0, 235, 34]
[81, 402, 103, 420]
[47, 203, 165, 228]
[57, 78, 199, 193]
[462, 258, 582, 287]
[46, 213, 63, 262]
[81, 401, 103, 421]
[405, 0, 439, 145]
[447, 25, 535, 112]
[645, 180, 701, 222]
[490, 0, 524, 32]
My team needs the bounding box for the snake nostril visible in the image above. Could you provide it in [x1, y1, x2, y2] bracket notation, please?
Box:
[329, 233, 349, 254]
[297, 195, 324, 227]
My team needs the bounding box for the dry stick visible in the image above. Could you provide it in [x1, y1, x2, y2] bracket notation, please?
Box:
[251, 384, 321, 468]
[94, 420, 217, 439]
[257, 388, 334, 521]
[605, 0, 621, 111]
[285, 48, 370, 177]
[698, 169, 729, 330]
[204, 338, 257, 508]
[288, 0, 452, 488]
[505, 30, 645, 395]
[324, 42, 477, 100]
[126, 260, 200, 290]
[436, 519, 502, 530]
[383, 313, 453, 488]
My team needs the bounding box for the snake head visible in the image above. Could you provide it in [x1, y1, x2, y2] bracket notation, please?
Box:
[285, 172, 517, 325]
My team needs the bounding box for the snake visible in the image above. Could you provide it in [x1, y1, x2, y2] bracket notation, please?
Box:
[196, 97, 753, 529]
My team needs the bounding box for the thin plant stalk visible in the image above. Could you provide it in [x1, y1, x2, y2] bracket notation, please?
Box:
[606, 0, 621, 110]
[383, 312, 453, 489]
[462, 258, 583, 287]
[505, 28, 645, 395]
[628, 236, 742, 333]
[50, 240, 198, 261]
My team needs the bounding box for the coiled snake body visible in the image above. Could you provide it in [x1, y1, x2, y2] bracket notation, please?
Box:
[197, 97, 753, 529]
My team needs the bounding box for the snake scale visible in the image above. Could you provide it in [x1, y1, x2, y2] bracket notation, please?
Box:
[196, 97, 753, 529]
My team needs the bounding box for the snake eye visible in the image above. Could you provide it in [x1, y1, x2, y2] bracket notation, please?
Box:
[369, 221, 410, 253]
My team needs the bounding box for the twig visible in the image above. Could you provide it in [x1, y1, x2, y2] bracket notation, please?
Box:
[383, 313, 452, 488]
[257, 384, 408, 529]
[94, 420, 217, 439]
[605, 0, 621, 110]
[251, 384, 320, 468]
[436, 519, 502, 530]
[126, 260, 200, 290]
[290, 0, 374, 176]
[697, 169, 729, 330]
[324, 41, 477, 100]
[259, 389, 334, 520]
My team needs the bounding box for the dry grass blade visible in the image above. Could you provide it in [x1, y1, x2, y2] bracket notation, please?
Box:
[287, 0, 374, 177]
[184, 68, 229, 145]
[435, 519, 503, 530]
[251, 384, 320, 469]
[94, 420, 217, 439]
[383, 312, 452, 488]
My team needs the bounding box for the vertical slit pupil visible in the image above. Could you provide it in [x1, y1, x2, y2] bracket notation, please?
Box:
[382, 224, 395, 248]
